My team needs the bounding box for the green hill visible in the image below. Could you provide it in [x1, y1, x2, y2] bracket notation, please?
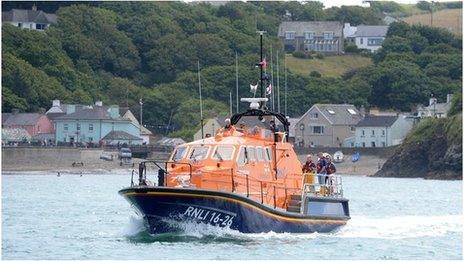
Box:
[285, 54, 372, 77]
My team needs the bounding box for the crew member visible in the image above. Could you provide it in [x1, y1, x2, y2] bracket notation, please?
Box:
[316, 152, 327, 185]
[302, 154, 316, 173]
[326, 155, 337, 194]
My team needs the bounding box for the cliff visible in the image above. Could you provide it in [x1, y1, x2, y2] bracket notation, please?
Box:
[374, 113, 462, 180]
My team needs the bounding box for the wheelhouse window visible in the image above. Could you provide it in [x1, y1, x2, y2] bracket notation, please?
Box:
[237, 147, 247, 166]
[256, 147, 264, 162]
[212, 146, 234, 161]
[189, 146, 209, 161]
[247, 146, 256, 162]
[265, 147, 272, 162]
[171, 146, 187, 162]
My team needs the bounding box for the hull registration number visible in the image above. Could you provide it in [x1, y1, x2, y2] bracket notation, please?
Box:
[183, 206, 235, 226]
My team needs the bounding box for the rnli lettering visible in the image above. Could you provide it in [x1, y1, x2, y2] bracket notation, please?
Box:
[183, 206, 235, 226]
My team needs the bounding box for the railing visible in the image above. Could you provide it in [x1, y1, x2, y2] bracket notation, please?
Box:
[301, 173, 344, 198]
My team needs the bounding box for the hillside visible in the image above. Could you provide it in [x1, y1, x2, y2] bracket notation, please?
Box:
[375, 96, 462, 180]
[2, 2, 462, 141]
[285, 54, 372, 77]
[401, 9, 462, 35]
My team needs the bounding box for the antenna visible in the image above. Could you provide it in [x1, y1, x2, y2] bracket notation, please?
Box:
[229, 92, 233, 116]
[197, 61, 204, 139]
[276, 50, 280, 113]
[284, 54, 288, 116]
[257, 30, 266, 109]
[235, 51, 239, 113]
[270, 44, 275, 111]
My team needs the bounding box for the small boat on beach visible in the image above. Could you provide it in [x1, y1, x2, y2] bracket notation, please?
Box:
[119, 34, 350, 234]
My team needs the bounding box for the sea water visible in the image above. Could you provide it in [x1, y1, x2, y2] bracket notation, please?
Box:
[2, 173, 462, 260]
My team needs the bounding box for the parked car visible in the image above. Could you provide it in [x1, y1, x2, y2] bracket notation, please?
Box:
[118, 148, 132, 159]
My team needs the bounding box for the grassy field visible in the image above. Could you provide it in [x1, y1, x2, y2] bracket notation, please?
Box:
[401, 8, 462, 35]
[285, 54, 372, 78]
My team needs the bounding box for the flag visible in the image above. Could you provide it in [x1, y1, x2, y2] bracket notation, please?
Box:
[259, 58, 267, 70]
[250, 83, 258, 93]
[266, 84, 272, 95]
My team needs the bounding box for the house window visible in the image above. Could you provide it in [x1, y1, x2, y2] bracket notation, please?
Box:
[323, 32, 334, 40]
[360, 38, 364, 44]
[371, 130, 375, 135]
[313, 126, 324, 134]
[362, 142, 366, 147]
[285, 31, 295, 40]
[382, 130, 385, 136]
[89, 137, 93, 142]
[350, 142, 354, 147]
[350, 126, 355, 132]
[347, 109, 357, 115]
[18, 23, 22, 28]
[64, 124, 68, 131]
[36, 23, 46, 30]
[367, 38, 384, 46]
[382, 142, 386, 147]
[362, 130, 365, 136]
[89, 124, 94, 132]
[327, 109, 335, 115]
[371, 142, 376, 147]
[77, 123, 81, 131]
[304, 32, 314, 40]
[313, 113, 318, 118]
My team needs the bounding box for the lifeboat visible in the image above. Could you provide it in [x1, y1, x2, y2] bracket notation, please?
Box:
[119, 103, 350, 234]
[119, 34, 350, 234]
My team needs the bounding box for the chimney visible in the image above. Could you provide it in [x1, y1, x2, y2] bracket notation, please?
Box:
[359, 105, 365, 117]
[429, 98, 437, 106]
[52, 99, 60, 107]
[32, 4, 37, 11]
[95, 101, 103, 107]
[446, 94, 453, 104]
[12, 109, 19, 115]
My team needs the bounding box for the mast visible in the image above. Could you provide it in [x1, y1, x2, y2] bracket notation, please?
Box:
[258, 31, 264, 99]
[197, 61, 204, 139]
[229, 91, 233, 116]
[284, 55, 288, 116]
[270, 44, 275, 111]
[276, 50, 280, 113]
[235, 51, 239, 113]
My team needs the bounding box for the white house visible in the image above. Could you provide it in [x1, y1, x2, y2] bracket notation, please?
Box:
[350, 115, 415, 147]
[352, 25, 389, 52]
[2, 5, 57, 31]
[416, 94, 453, 119]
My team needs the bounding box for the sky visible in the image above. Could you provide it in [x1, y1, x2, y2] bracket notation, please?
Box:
[310, 0, 454, 8]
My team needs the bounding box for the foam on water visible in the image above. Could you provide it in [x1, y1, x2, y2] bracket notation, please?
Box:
[335, 215, 464, 239]
[122, 214, 463, 243]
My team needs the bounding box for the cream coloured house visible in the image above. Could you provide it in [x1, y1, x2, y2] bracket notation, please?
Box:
[293, 104, 363, 147]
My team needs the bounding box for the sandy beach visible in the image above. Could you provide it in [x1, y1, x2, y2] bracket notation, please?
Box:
[2, 147, 386, 176]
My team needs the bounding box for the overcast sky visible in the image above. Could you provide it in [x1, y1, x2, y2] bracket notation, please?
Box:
[317, 0, 451, 8]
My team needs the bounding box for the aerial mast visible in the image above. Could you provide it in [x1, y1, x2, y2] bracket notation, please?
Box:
[257, 30, 266, 108]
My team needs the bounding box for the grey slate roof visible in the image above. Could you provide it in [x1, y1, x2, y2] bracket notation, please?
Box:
[356, 115, 398, 127]
[2, 9, 57, 24]
[102, 131, 142, 141]
[278, 21, 343, 37]
[354, 25, 389, 37]
[54, 107, 125, 121]
[2, 113, 12, 125]
[315, 104, 363, 125]
[2, 128, 31, 142]
[2, 113, 44, 126]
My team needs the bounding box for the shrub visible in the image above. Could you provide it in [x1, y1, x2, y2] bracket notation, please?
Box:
[309, 71, 321, 78]
[292, 51, 313, 59]
[315, 53, 324, 59]
[345, 44, 360, 53]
